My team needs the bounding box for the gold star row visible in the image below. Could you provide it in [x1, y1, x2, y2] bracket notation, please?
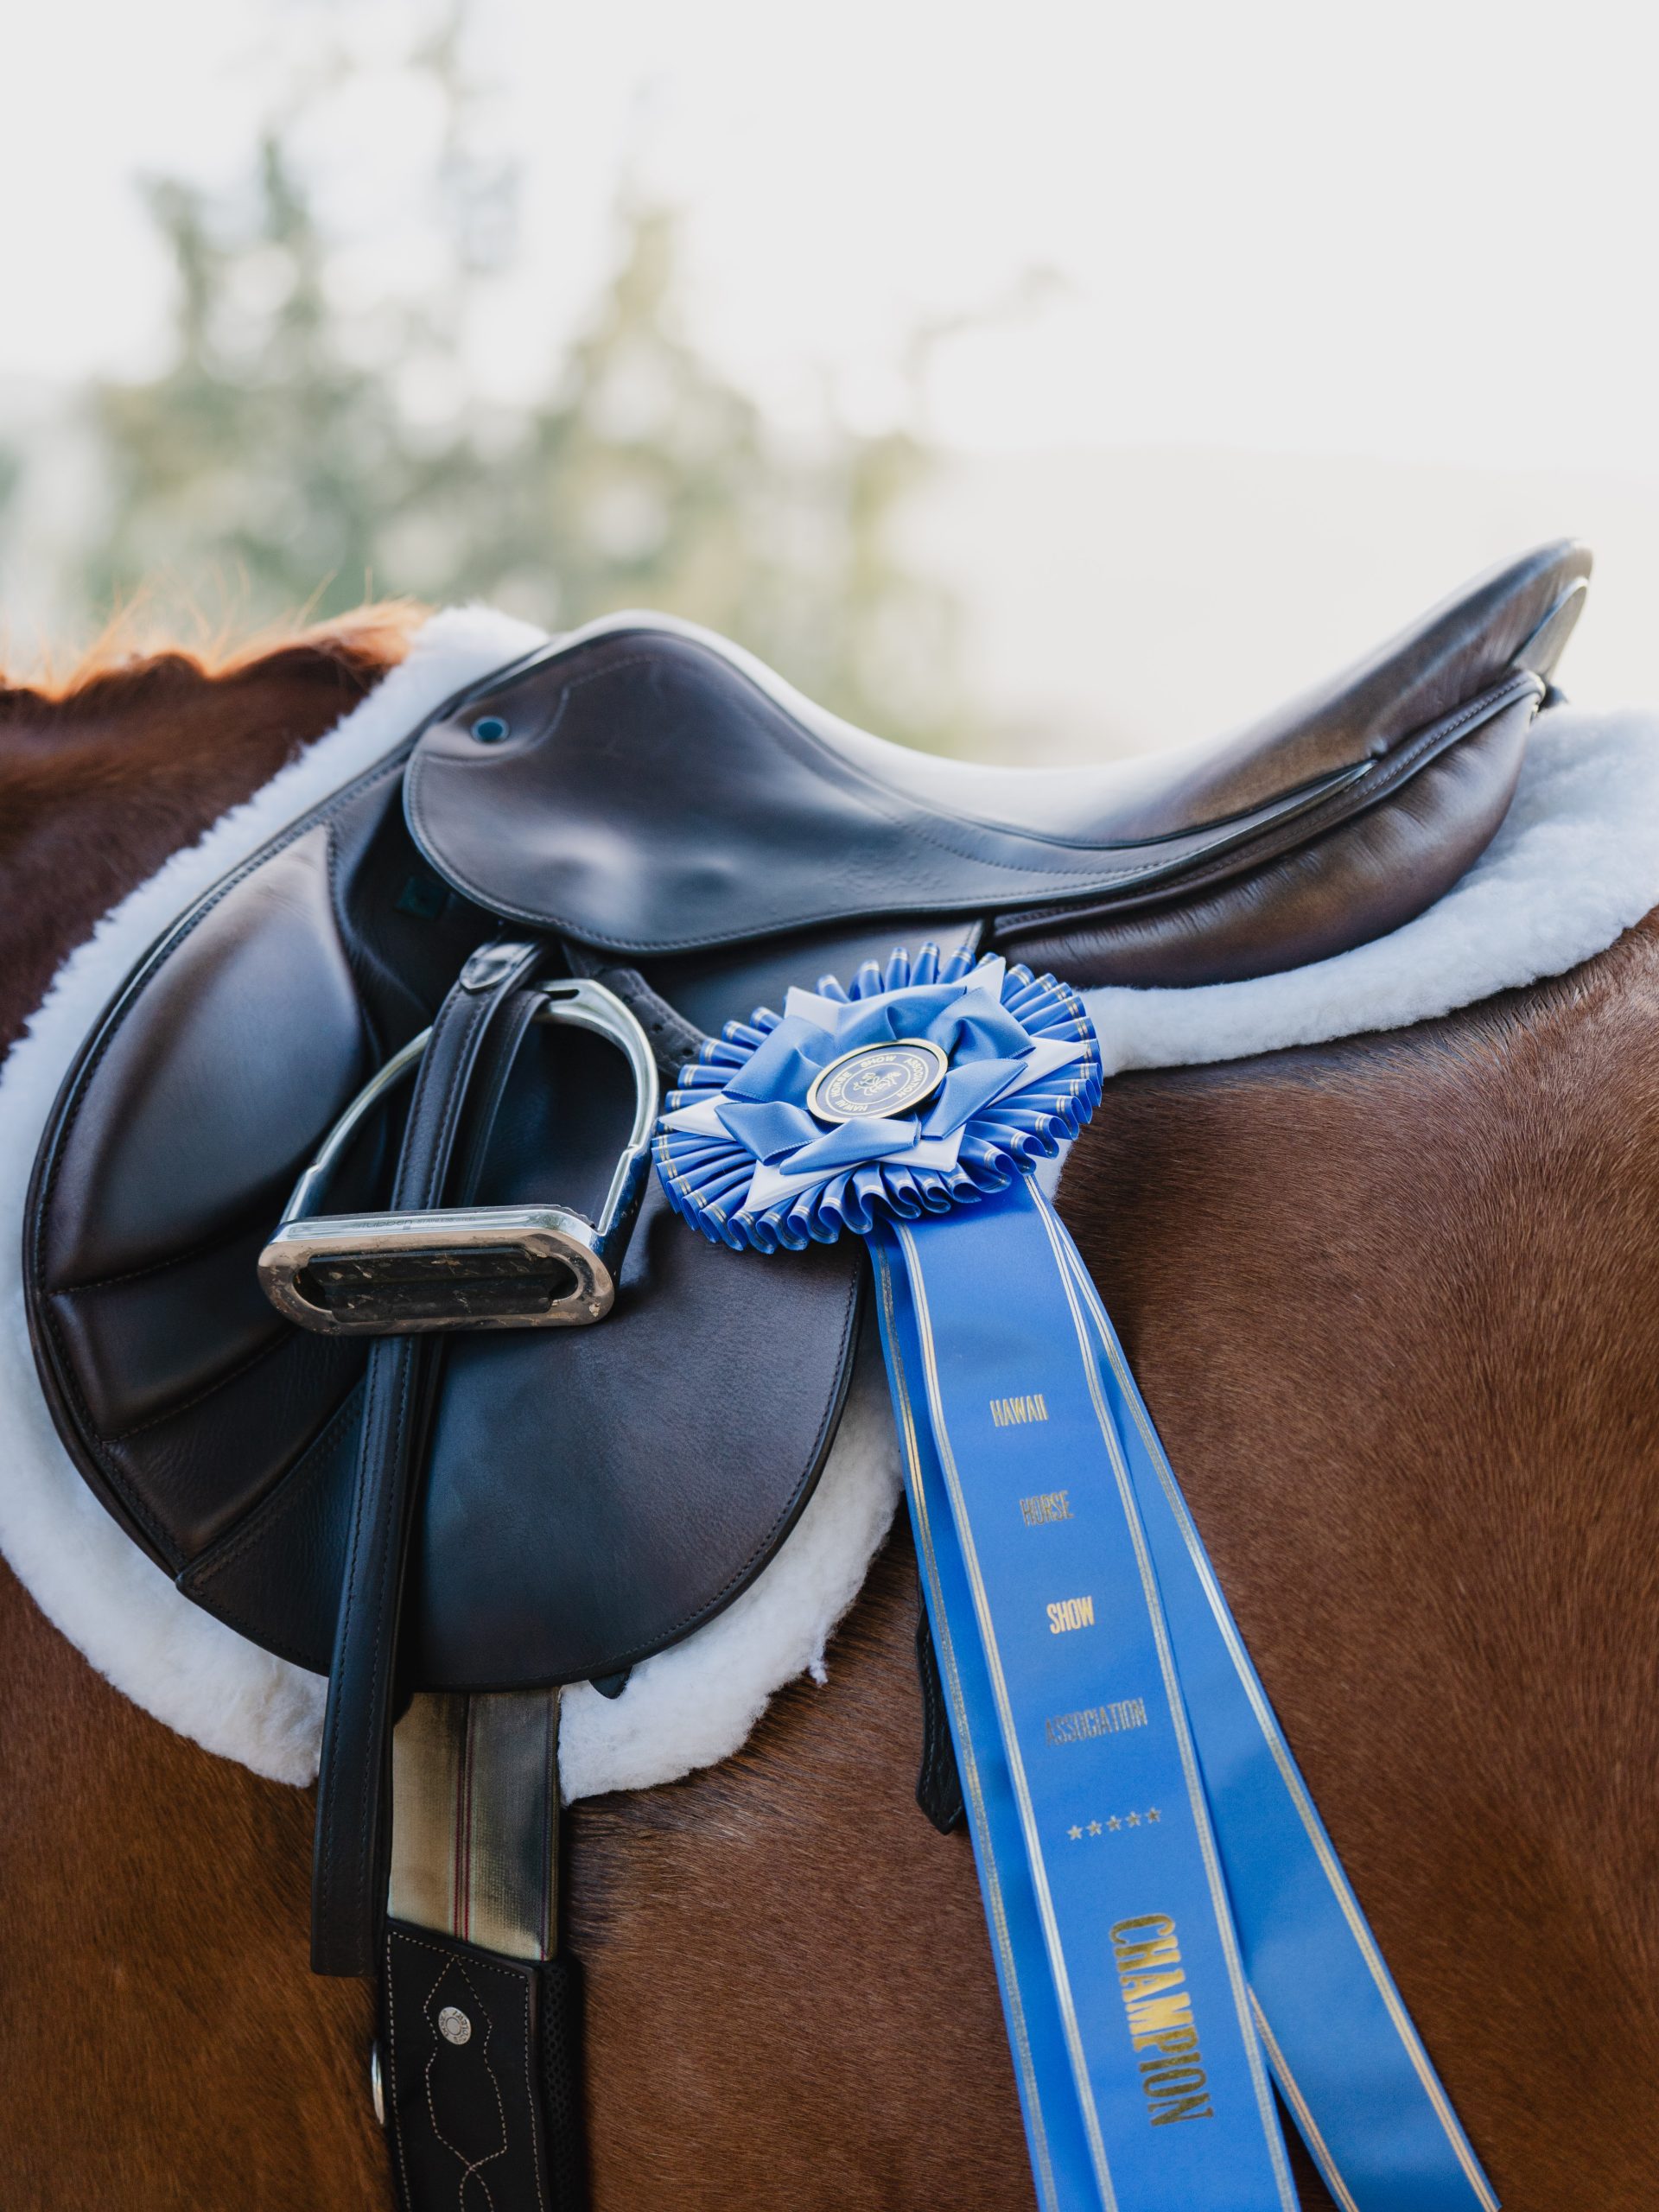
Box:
[1065, 1809, 1161, 1840]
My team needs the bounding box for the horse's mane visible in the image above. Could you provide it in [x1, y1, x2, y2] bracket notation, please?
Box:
[0, 601, 425, 708]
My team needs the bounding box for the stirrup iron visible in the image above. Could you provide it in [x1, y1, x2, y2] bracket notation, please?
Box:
[257, 976, 660, 1334]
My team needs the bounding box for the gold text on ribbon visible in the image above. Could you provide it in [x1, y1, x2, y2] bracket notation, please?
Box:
[1046, 1595, 1096, 1634]
[1111, 1915, 1216, 2126]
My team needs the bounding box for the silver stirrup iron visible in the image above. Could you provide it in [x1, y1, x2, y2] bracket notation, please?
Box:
[257, 976, 660, 1335]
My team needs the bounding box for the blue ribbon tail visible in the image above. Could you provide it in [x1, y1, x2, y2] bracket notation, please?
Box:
[872, 1182, 1296, 2212]
[871, 1176, 1499, 2212]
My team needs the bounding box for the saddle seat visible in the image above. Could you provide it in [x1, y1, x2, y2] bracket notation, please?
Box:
[410, 539, 1588, 1001]
[25, 541, 1587, 1738]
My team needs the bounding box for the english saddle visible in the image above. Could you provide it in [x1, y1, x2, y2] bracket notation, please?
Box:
[24, 540, 1587, 2210]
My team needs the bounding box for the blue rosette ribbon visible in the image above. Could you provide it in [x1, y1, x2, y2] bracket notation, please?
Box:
[654, 943, 1103, 1251]
[652, 943, 1497, 2212]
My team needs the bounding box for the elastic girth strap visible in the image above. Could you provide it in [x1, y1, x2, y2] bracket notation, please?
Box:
[312, 938, 546, 1977]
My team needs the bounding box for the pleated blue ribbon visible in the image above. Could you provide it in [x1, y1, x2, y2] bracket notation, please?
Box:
[655, 944, 1497, 2212]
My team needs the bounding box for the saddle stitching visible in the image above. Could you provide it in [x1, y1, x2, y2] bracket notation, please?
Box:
[46, 1179, 317, 1298]
[391, 1928, 549, 2212]
[385, 1928, 416, 2209]
[102, 1320, 299, 1446]
[183, 1380, 363, 1592]
[415, 651, 657, 773]
[420, 1957, 505, 2211]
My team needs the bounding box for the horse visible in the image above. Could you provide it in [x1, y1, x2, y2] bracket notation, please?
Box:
[1, 613, 1653, 2209]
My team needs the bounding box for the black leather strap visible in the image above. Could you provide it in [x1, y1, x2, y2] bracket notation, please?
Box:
[313, 940, 546, 1976]
[558, 944, 708, 1080]
[915, 1602, 965, 1836]
[383, 1921, 587, 2211]
[537, 1954, 588, 2211]
[449, 984, 551, 1203]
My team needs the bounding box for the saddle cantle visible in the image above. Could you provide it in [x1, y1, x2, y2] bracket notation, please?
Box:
[24, 541, 1585, 1980]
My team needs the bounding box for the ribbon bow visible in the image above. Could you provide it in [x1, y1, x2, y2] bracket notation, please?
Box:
[655, 943, 1103, 1250]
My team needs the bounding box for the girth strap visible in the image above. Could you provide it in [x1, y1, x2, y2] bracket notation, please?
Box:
[381, 1689, 588, 2212]
[312, 938, 546, 1977]
[382, 1924, 584, 2212]
[557, 945, 709, 1080]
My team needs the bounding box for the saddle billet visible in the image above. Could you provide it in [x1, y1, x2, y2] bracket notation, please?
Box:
[23, 542, 1587, 2209]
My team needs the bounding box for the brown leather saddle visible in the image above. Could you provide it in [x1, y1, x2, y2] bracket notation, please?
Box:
[23, 541, 1586, 2201]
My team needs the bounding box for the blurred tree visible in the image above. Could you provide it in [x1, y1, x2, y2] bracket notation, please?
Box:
[78, 7, 967, 748]
[88, 142, 397, 625]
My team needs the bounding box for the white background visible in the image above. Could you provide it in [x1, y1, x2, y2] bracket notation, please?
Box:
[6, 0, 1658, 750]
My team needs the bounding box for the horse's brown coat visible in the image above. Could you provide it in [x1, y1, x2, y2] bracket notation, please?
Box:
[2, 626, 1653, 2209]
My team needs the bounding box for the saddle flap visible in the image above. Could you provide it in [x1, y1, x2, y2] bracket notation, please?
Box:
[28, 753, 864, 1690]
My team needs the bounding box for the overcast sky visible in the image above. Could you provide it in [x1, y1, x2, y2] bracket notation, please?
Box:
[9, 0, 1659, 476]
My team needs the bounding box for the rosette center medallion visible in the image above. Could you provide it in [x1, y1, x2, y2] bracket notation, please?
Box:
[806, 1039, 949, 1123]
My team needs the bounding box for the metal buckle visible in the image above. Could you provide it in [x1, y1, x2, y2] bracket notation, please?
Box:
[257, 977, 661, 1336]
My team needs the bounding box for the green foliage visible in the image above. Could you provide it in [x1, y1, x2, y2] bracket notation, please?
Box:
[77, 32, 967, 748]
[88, 141, 400, 626]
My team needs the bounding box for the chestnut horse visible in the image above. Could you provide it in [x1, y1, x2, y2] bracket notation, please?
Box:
[2, 621, 1654, 2209]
